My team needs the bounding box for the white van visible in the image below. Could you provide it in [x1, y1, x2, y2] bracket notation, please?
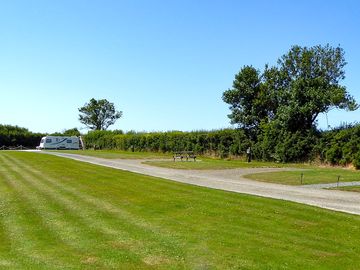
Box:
[38, 136, 80, 150]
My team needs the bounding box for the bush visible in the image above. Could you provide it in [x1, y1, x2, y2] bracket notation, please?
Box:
[0, 124, 44, 148]
[254, 121, 319, 162]
[319, 124, 360, 166]
[78, 123, 360, 169]
[352, 152, 360, 169]
[84, 129, 250, 157]
[83, 130, 117, 149]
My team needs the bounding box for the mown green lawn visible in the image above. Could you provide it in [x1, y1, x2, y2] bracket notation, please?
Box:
[143, 159, 292, 170]
[51, 150, 313, 170]
[330, 186, 360, 192]
[1, 152, 360, 269]
[51, 149, 172, 159]
[245, 168, 360, 185]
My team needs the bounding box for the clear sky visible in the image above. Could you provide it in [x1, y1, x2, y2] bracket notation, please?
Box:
[0, 0, 359, 134]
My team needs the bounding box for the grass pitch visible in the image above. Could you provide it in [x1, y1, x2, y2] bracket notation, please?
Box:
[1, 151, 360, 269]
[143, 159, 291, 170]
[52, 149, 172, 159]
[245, 168, 360, 185]
[330, 186, 360, 192]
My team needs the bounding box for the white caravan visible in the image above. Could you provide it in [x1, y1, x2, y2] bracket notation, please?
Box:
[38, 136, 81, 150]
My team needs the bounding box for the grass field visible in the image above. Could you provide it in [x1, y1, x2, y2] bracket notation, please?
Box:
[245, 168, 360, 185]
[52, 149, 172, 159]
[1, 152, 360, 269]
[51, 150, 306, 169]
[143, 159, 295, 170]
[330, 186, 360, 192]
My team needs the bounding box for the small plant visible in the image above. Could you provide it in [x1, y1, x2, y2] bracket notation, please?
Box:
[352, 152, 360, 169]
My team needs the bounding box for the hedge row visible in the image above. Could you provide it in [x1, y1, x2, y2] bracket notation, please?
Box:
[0, 124, 44, 148]
[83, 129, 252, 158]
[317, 124, 360, 168]
[83, 124, 360, 167]
[3, 123, 360, 167]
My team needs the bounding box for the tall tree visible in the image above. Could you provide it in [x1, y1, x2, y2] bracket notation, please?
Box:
[275, 44, 358, 131]
[78, 98, 122, 130]
[63, 128, 81, 136]
[222, 66, 268, 136]
[223, 45, 358, 134]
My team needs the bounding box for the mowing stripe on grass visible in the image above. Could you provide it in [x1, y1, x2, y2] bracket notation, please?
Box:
[0, 156, 78, 269]
[4, 155, 346, 254]
[0, 183, 25, 269]
[1, 155, 159, 269]
[5, 154, 184, 260]
[32, 155, 358, 261]
[1, 153, 181, 268]
[2, 152, 360, 269]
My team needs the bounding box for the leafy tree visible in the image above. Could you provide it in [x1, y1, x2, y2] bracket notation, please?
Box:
[223, 45, 358, 133]
[223, 45, 358, 162]
[78, 98, 122, 130]
[63, 128, 81, 136]
[222, 66, 268, 137]
[275, 44, 358, 131]
[0, 124, 44, 147]
[50, 128, 80, 137]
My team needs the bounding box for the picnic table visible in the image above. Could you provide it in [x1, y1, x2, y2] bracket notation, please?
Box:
[173, 151, 196, 162]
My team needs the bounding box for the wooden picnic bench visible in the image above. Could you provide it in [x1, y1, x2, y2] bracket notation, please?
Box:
[173, 151, 196, 162]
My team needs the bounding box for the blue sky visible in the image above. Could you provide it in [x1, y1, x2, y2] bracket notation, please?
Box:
[0, 0, 359, 133]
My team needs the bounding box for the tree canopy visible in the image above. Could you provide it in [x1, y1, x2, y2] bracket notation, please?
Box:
[78, 98, 122, 130]
[223, 44, 358, 134]
[223, 44, 358, 162]
[0, 124, 44, 147]
[50, 127, 81, 137]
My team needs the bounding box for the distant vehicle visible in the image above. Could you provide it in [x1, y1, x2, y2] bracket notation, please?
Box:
[37, 136, 82, 150]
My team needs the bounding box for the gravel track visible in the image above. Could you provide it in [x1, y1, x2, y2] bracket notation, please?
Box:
[40, 151, 360, 216]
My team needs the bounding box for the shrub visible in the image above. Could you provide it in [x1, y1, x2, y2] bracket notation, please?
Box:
[352, 152, 360, 169]
[0, 124, 44, 148]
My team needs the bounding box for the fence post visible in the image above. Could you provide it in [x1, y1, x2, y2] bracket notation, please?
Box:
[300, 173, 304, 185]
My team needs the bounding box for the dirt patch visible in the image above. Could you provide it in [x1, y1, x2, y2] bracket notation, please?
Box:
[110, 240, 142, 250]
[81, 256, 99, 265]
[143, 255, 171, 266]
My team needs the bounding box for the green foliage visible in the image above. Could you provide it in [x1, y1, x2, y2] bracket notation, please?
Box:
[325, 146, 342, 165]
[0, 124, 44, 147]
[83, 130, 118, 149]
[319, 124, 360, 166]
[275, 44, 357, 131]
[274, 130, 319, 163]
[222, 66, 267, 137]
[222, 44, 358, 163]
[353, 152, 360, 170]
[63, 127, 81, 136]
[223, 45, 357, 136]
[50, 127, 81, 137]
[254, 121, 319, 162]
[82, 123, 360, 168]
[82, 129, 250, 157]
[78, 98, 122, 130]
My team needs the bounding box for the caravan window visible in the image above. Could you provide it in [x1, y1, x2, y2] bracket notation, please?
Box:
[40, 139, 44, 143]
[46, 139, 52, 143]
[67, 139, 72, 143]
